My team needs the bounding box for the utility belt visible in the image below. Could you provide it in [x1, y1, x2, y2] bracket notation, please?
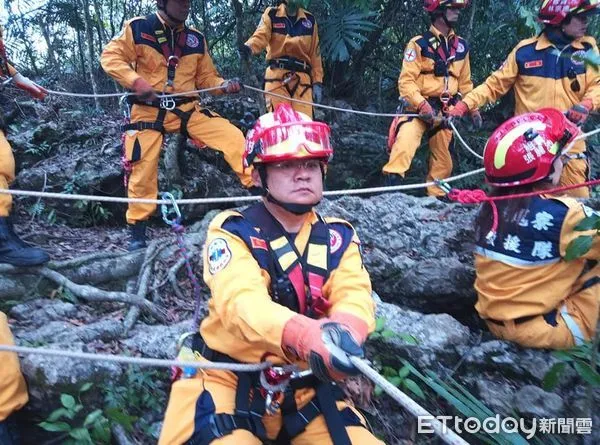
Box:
[182, 333, 361, 445]
[486, 312, 550, 327]
[425, 92, 461, 114]
[267, 57, 312, 75]
[122, 96, 203, 137]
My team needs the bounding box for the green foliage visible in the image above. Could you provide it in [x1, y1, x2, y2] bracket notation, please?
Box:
[320, 8, 379, 62]
[401, 360, 531, 445]
[373, 364, 425, 400]
[571, 48, 600, 71]
[543, 342, 600, 390]
[565, 213, 600, 260]
[38, 383, 112, 445]
[103, 368, 165, 435]
[369, 316, 418, 345]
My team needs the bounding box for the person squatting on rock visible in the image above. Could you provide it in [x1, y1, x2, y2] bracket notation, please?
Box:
[240, 0, 324, 118]
[473, 108, 599, 349]
[383, 0, 480, 197]
[449, 0, 600, 198]
[158, 104, 383, 445]
[100, 0, 254, 251]
[0, 26, 50, 267]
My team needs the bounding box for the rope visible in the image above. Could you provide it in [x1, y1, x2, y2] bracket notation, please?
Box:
[562, 126, 600, 156]
[0, 168, 485, 203]
[42, 85, 224, 99]
[448, 120, 484, 160]
[350, 357, 469, 445]
[0, 344, 272, 372]
[243, 84, 420, 118]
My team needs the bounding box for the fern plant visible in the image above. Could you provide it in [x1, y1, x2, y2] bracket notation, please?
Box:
[320, 7, 379, 62]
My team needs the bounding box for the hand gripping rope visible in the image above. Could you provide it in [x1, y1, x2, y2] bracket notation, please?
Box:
[0, 342, 468, 445]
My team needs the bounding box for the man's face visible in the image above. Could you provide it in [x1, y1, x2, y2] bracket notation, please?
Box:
[254, 159, 324, 207]
[562, 14, 589, 39]
[165, 0, 190, 24]
[444, 7, 461, 24]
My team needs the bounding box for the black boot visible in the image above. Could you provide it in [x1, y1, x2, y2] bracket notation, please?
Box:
[384, 174, 402, 187]
[128, 222, 147, 251]
[0, 217, 49, 267]
[0, 413, 21, 445]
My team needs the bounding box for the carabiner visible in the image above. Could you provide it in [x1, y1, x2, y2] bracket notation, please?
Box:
[160, 96, 176, 111]
[161, 192, 182, 226]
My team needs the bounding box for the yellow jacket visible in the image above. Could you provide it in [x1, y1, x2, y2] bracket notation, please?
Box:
[100, 13, 225, 94]
[245, 4, 323, 83]
[463, 33, 600, 115]
[474, 196, 600, 320]
[399, 25, 473, 109]
[200, 206, 375, 365]
[0, 26, 17, 77]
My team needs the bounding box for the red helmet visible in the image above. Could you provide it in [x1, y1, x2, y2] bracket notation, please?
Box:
[483, 108, 580, 187]
[244, 104, 333, 169]
[424, 0, 469, 12]
[538, 0, 600, 26]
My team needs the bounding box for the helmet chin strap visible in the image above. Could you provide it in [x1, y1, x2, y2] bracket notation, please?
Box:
[257, 165, 321, 215]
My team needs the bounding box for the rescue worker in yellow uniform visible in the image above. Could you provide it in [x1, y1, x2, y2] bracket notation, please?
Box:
[159, 104, 383, 445]
[450, 0, 600, 198]
[474, 107, 599, 349]
[0, 26, 49, 266]
[383, 0, 479, 197]
[240, 0, 324, 118]
[0, 312, 29, 444]
[101, 0, 253, 250]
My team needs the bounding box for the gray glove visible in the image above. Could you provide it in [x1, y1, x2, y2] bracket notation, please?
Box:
[312, 83, 323, 104]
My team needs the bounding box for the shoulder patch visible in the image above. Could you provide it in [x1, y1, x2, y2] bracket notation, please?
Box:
[186, 33, 200, 48]
[329, 229, 343, 254]
[207, 238, 232, 274]
[404, 47, 417, 62]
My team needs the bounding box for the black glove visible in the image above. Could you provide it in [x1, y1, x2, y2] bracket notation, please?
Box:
[312, 83, 323, 104]
[239, 44, 252, 62]
[308, 322, 364, 382]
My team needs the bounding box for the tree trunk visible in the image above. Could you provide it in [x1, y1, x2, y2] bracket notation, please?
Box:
[465, 0, 477, 42]
[76, 27, 88, 78]
[80, 0, 102, 111]
[38, 18, 58, 70]
[92, 0, 109, 45]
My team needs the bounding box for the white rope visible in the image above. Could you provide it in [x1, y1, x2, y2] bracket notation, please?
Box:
[0, 344, 271, 372]
[0, 168, 485, 203]
[562, 127, 600, 156]
[243, 85, 420, 118]
[44, 85, 224, 99]
[350, 357, 470, 445]
[448, 120, 484, 160]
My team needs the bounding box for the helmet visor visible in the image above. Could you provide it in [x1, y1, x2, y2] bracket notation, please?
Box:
[253, 121, 332, 163]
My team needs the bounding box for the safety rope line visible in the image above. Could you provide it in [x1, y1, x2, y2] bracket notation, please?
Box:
[43, 85, 225, 99]
[0, 344, 469, 444]
[37, 83, 421, 118]
[350, 357, 469, 445]
[0, 344, 272, 372]
[448, 120, 484, 160]
[243, 84, 420, 117]
[0, 168, 485, 203]
[563, 126, 600, 156]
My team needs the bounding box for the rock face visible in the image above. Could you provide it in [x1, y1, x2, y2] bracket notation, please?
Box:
[5, 191, 599, 444]
[318, 194, 479, 317]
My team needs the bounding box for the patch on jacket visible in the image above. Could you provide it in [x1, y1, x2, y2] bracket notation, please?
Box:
[186, 34, 200, 48]
[302, 19, 313, 29]
[250, 236, 268, 251]
[207, 238, 232, 274]
[273, 23, 286, 29]
[571, 50, 585, 66]
[457, 42, 465, 53]
[404, 48, 417, 62]
[524, 60, 543, 69]
[329, 229, 343, 254]
[141, 32, 156, 43]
